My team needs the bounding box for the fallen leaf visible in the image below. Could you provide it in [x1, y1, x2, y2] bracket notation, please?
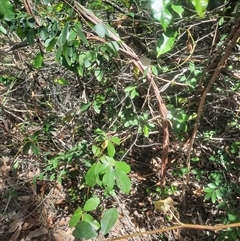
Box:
[154, 197, 174, 214]
[27, 227, 48, 239]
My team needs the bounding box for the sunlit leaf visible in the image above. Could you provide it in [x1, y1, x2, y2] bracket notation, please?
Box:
[83, 197, 100, 211]
[115, 167, 131, 193]
[95, 69, 104, 82]
[92, 145, 101, 157]
[157, 32, 177, 57]
[103, 166, 115, 192]
[94, 23, 108, 38]
[110, 136, 120, 145]
[208, 183, 217, 189]
[143, 125, 149, 137]
[32, 53, 43, 69]
[80, 102, 92, 112]
[0, 25, 7, 34]
[74, 23, 89, 46]
[86, 163, 97, 187]
[190, 0, 208, 17]
[151, 0, 172, 31]
[69, 207, 82, 227]
[114, 161, 131, 173]
[107, 141, 115, 157]
[151, 65, 158, 75]
[124, 86, 137, 93]
[171, 4, 184, 17]
[100, 208, 118, 235]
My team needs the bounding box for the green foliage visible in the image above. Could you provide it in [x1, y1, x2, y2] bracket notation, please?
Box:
[0, 0, 15, 20]
[23, 132, 40, 155]
[190, 0, 208, 17]
[1, 0, 240, 240]
[86, 131, 131, 194]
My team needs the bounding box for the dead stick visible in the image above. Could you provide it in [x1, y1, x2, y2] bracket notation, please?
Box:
[105, 222, 240, 240]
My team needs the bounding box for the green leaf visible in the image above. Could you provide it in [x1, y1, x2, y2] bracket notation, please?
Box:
[74, 23, 89, 46]
[0, 0, 15, 20]
[106, 41, 119, 55]
[92, 145, 101, 157]
[95, 128, 106, 137]
[54, 78, 69, 85]
[73, 221, 97, 239]
[103, 166, 115, 192]
[208, 183, 217, 189]
[100, 208, 118, 235]
[82, 213, 100, 230]
[51, 158, 59, 169]
[114, 161, 131, 173]
[151, 65, 158, 75]
[69, 207, 82, 227]
[45, 37, 57, 51]
[0, 25, 7, 34]
[26, 30, 35, 46]
[94, 23, 108, 38]
[68, 29, 77, 41]
[211, 192, 216, 203]
[157, 32, 177, 57]
[23, 142, 31, 155]
[129, 88, 139, 99]
[31, 143, 40, 155]
[80, 102, 92, 112]
[50, 173, 55, 181]
[107, 141, 115, 157]
[215, 189, 222, 200]
[93, 94, 105, 113]
[95, 162, 105, 186]
[86, 163, 97, 187]
[115, 167, 131, 193]
[32, 53, 43, 69]
[124, 86, 137, 93]
[143, 125, 149, 137]
[94, 69, 104, 82]
[190, 0, 208, 17]
[204, 192, 212, 200]
[151, 0, 172, 31]
[83, 197, 100, 211]
[110, 136, 120, 145]
[55, 46, 63, 62]
[228, 213, 237, 222]
[58, 23, 69, 45]
[171, 4, 184, 17]
[101, 155, 115, 165]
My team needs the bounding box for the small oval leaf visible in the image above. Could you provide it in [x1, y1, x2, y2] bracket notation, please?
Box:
[83, 197, 100, 212]
[100, 208, 118, 235]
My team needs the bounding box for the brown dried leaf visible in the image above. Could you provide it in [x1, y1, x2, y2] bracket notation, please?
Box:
[154, 197, 174, 214]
